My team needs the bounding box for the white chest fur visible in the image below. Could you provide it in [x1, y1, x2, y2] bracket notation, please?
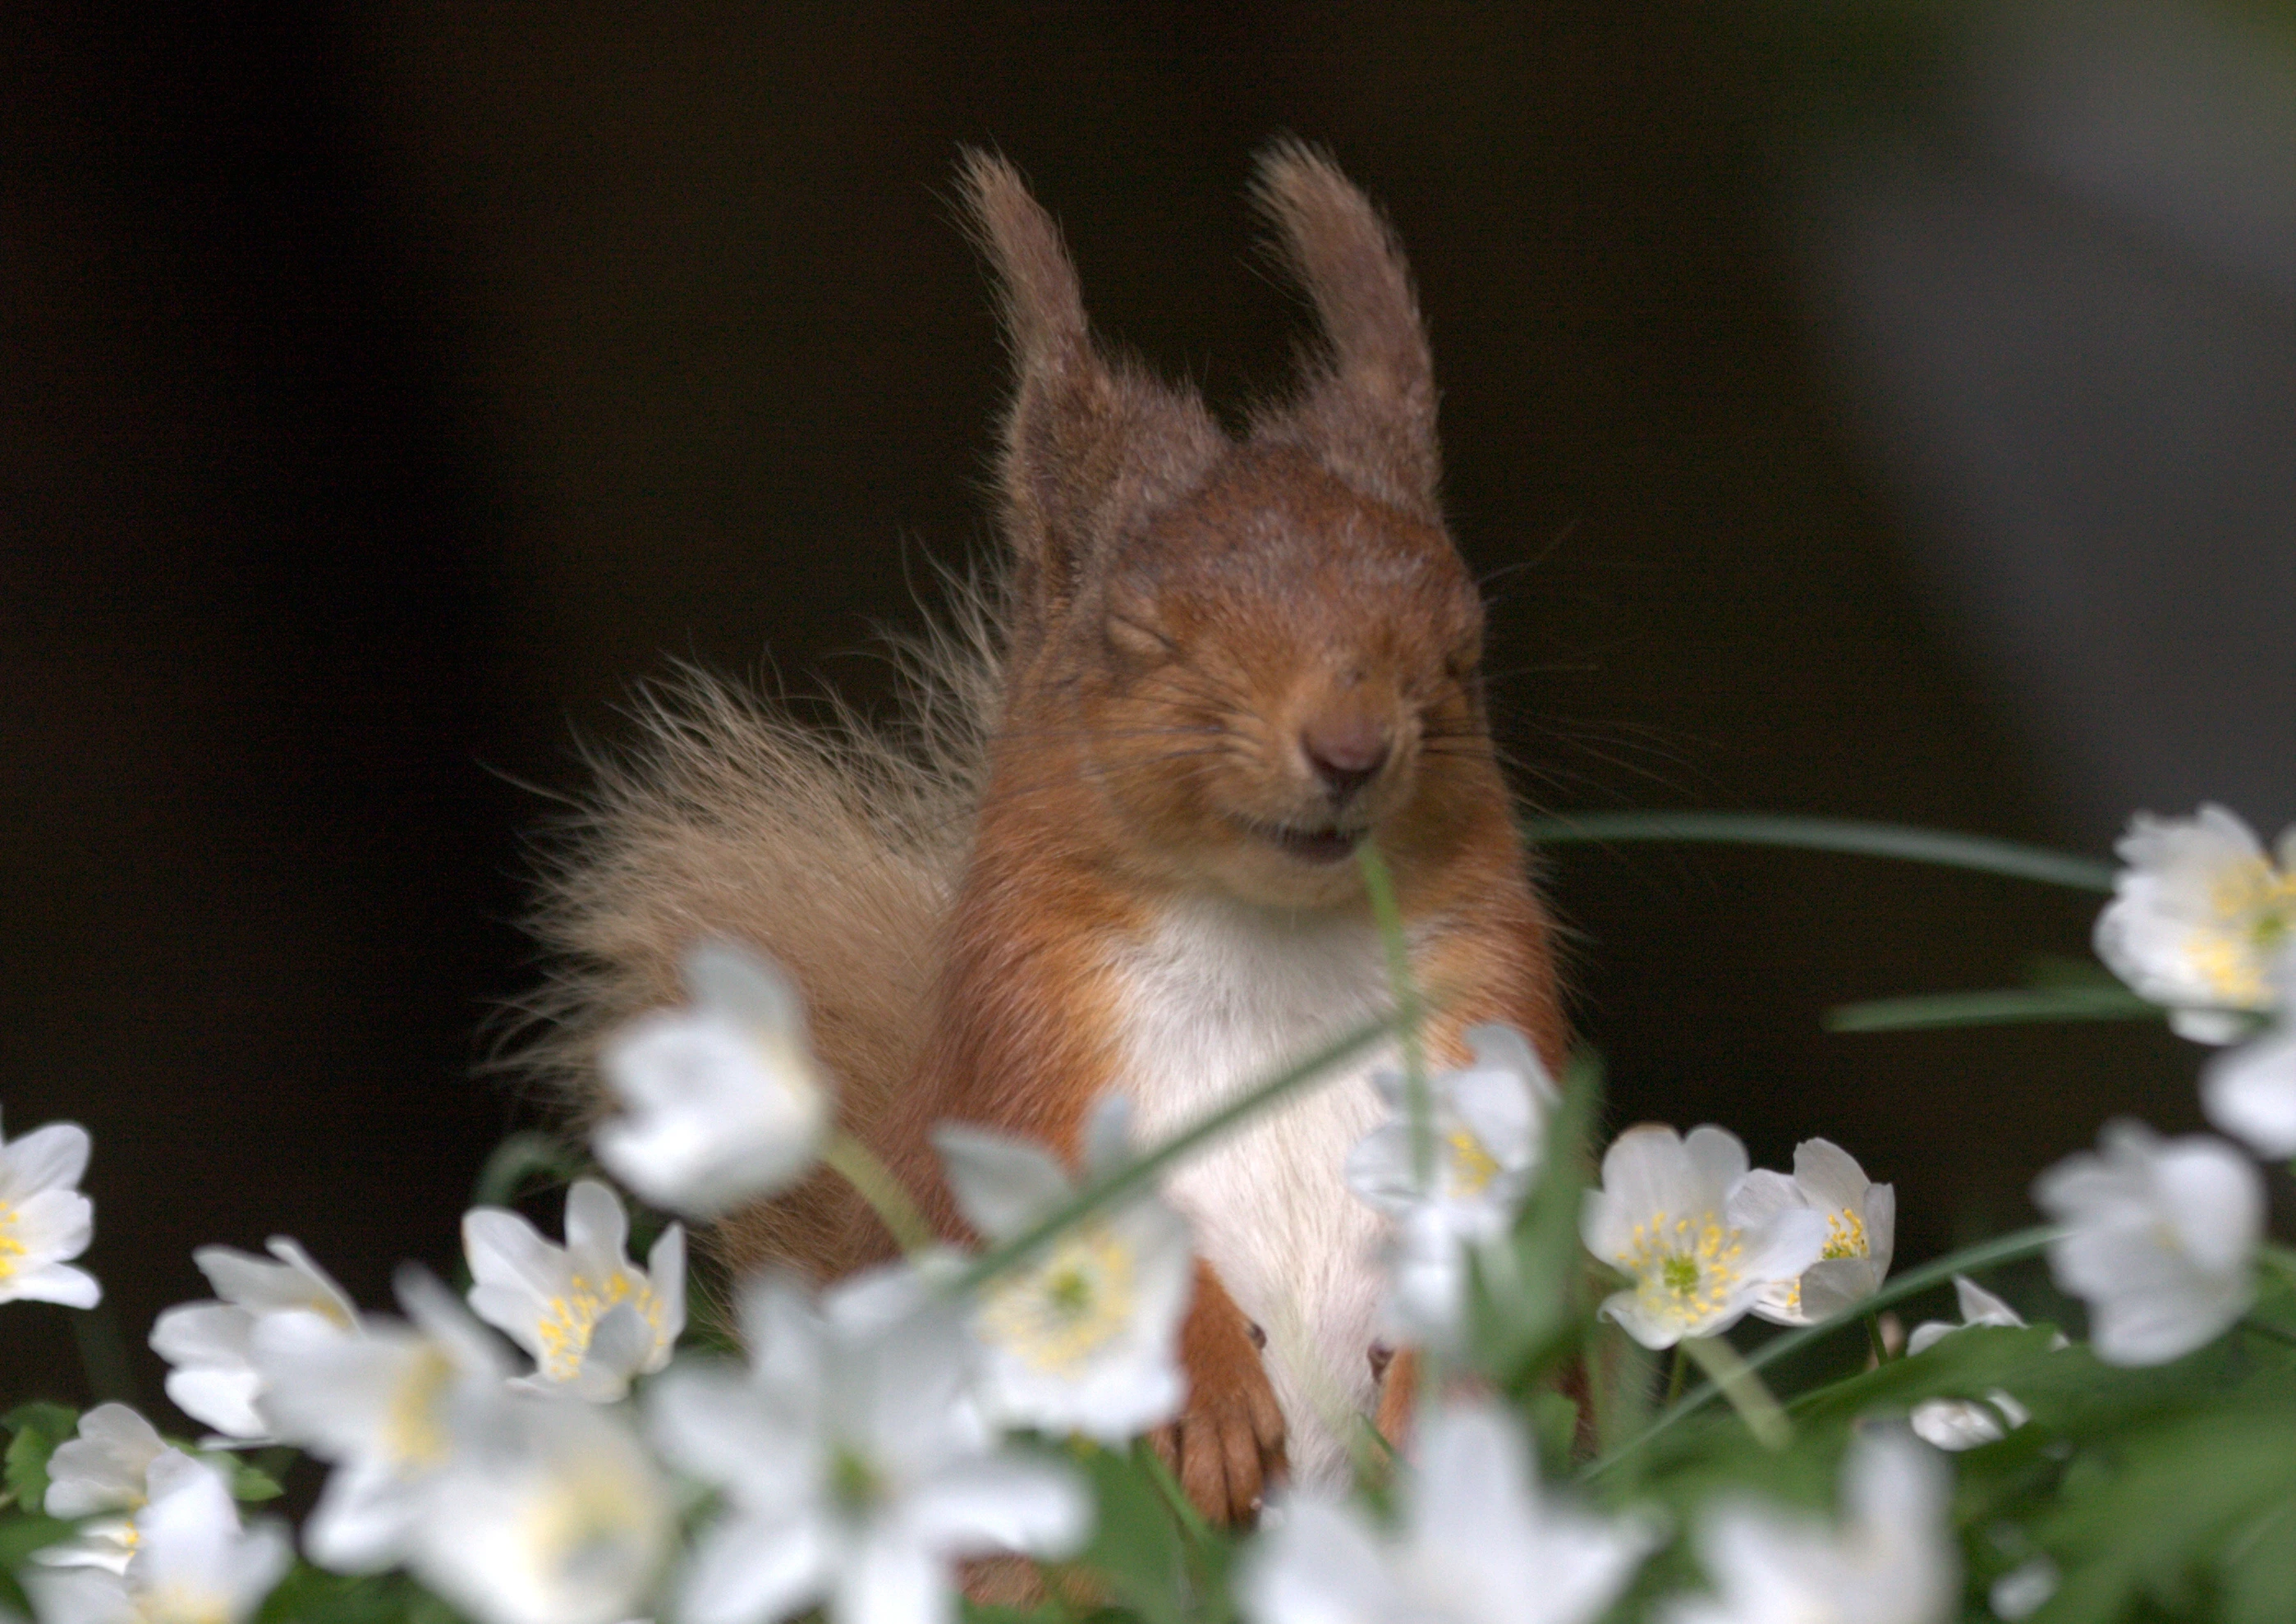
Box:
[1112, 893, 1399, 1489]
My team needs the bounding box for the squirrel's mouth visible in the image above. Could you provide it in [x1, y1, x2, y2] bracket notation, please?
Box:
[1238, 817, 1366, 865]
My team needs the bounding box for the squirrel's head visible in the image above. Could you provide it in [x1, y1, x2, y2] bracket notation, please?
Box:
[962, 143, 1495, 909]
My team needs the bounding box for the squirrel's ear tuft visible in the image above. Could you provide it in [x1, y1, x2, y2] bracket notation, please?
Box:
[957, 149, 1224, 615]
[1247, 140, 1440, 521]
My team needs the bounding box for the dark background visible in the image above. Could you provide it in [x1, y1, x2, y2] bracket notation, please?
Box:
[7, 3, 2289, 1411]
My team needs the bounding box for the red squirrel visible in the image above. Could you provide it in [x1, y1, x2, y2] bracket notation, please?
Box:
[523, 143, 1568, 1525]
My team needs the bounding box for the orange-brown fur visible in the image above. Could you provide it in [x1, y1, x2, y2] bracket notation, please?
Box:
[521, 143, 1567, 1525]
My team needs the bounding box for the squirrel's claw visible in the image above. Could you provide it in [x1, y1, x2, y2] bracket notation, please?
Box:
[1160, 1260, 1287, 1526]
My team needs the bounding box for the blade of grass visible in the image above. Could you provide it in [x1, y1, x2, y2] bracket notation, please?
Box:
[1580, 1223, 2063, 1479]
[1826, 986, 2161, 1032]
[957, 1012, 1403, 1293]
[471, 1130, 590, 1209]
[1520, 812, 2115, 892]
[823, 1132, 934, 1256]
[1357, 842, 1432, 1189]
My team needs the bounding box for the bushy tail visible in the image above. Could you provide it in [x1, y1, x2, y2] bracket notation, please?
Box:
[508, 570, 1006, 1242]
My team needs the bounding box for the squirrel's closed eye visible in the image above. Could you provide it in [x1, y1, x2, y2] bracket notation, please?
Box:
[1107, 613, 1175, 665]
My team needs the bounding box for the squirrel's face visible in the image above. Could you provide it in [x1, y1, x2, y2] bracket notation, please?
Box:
[1069, 449, 1490, 910]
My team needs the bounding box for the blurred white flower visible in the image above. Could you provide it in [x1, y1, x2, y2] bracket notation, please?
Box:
[37, 1406, 168, 1574]
[25, 1453, 288, 1624]
[933, 1097, 1191, 1443]
[2200, 943, 2296, 1158]
[465, 1179, 686, 1403]
[1345, 1025, 1556, 1345]
[1735, 1140, 1894, 1327]
[1663, 1428, 1958, 1624]
[0, 1112, 100, 1310]
[648, 1267, 1087, 1624]
[596, 942, 832, 1220]
[1905, 1277, 2064, 1452]
[411, 1395, 673, 1624]
[1237, 1400, 1652, 1624]
[1347, 1025, 1554, 1227]
[2093, 805, 2296, 1042]
[253, 1267, 512, 1572]
[1989, 1557, 2059, 1621]
[1579, 1125, 1827, 1349]
[1905, 1276, 2038, 1354]
[149, 1236, 360, 1442]
[2034, 1120, 2261, 1365]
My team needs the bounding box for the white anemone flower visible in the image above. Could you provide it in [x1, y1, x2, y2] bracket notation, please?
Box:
[647, 1267, 1088, 1624]
[252, 1266, 512, 1572]
[1345, 1025, 1556, 1345]
[410, 1395, 673, 1624]
[2033, 1120, 2262, 1365]
[1237, 1400, 1653, 1624]
[0, 1112, 100, 1310]
[1663, 1428, 1958, 1624]
[933, 1097, 1192, 1443]
[1579, 1125, 1828, 1349]
[2094, 805, 2296, 1042]
[596, 941, 833, 1220]
[1904, 1277, 2064, 1452]
[465, 1179, 686, 1402]
[1734, 1140, 1894, 1327]
[25, 1453, 289, 1624]
[149, 1235, 360, 1442]
[37, 1406, 168, 1573]
[2200, 942, 2296, 1158]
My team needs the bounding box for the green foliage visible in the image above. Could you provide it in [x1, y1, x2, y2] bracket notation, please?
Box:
[3, 1403, 78, 1516]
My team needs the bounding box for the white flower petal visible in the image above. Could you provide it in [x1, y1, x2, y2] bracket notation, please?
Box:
[1236, 1496, 1393, 1624]
[830, 1530, 947, 1624]
[2202, 1025, 2296, 1158]
[5, 1259, 102, 1309]
[902, 1454, 1088, 1560]
[679, 1513, 829, 1624]
[564, 1179, 631, 1260]
[0, 1123, 93, 1204]
[46, 1406, 164, 1519]
[929, 1125, 1073, 1242]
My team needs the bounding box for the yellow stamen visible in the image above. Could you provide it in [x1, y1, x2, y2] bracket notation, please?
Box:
[978, 1222, 1137, 1375]
[0, 1203, 24, 1281]
[1616, 1209, 1747, 1332]
[1821, 1207, 1868, 1260]
[1444, 1127, 1502, 1198]
[535, 1271, 662, 1381]
[383, 1345, 457, 1467]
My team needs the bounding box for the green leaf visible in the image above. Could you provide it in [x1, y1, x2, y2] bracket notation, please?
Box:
[3, 1403, 80, 1514]
[1825, 985, 2159, 1032]
[1518, 810, 2117, 891]
[2026, 1404, 2296, 1623]
[1064, 1443, 1193, 1624]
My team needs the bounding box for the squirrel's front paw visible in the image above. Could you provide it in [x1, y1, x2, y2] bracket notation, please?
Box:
[1152, 1261, 1285, 1525]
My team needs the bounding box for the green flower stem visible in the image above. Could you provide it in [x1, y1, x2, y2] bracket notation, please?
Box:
[1358, 842, 1432, 1188]
[1866, 1313, 1891, 1366]
[1680, 1334, 1791, 1451]
[957, 1012, 1404, 1294]
[822, 1132, 934, 1258]
[1582, 1224, 2064, 1480]
[1663, 1347, 1688, 1406]
[1519, 811, 2116, 893]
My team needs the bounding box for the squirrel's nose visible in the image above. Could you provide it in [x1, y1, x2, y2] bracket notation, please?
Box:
[1301, 714, 1390, 802]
